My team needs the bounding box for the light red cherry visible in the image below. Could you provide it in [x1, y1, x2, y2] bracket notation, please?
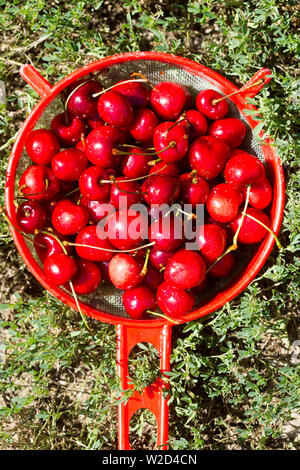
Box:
[188, 135, 231, 180]
[196, 89, 229, 120]
[179, 172, 210, 207]
[157, 281, 195, 317]
[113, 80, 150, 108]
[229, 208, 270, 244]
[110, 176, 144, 208]
[79, 198, 115, 223]
[108, 253, 144, 290]
[224, 152, 265, 188]
[153, 121, 189, 162]
[123, 284, 156, 319]
[142, 174, 181, 206]
[70, 259, 102, 295]
[51, 148, 88, 181]
[97, 90, 133, 128]
[197, 223, 228, 264]
[129, 107, 159, 142]
[66, 78, 102, 119]
[19, 165, 60, 201]
[84, 126, 121, 168]
[244, 177, 272, 209]
[104, 209, 148, 251]
[75, 225, 114, 262]
[149, 215, 184, 252]
[208, 252, 235, 278]
[25, 128, 60, 165]
[206, 183, 243, 223]
[79, 166, 111, 201]
[34, 231, 72, 263]
[16, 200, 46, 234]
[121, 148, 152, 179]
[44, 253, 78, 286]
[50, 112, 86, 147]
[177, 109, 208, 140]
[52, 199, 89, 235]
[208, 117, 246, 148]
[150, 81, 191, 121]
[164, 249, 206, 289]
[148, 161, 181, 178]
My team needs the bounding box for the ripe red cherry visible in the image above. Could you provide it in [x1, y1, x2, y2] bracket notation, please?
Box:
[196, 89, 229, 120]
[164, 249, 206, 289]
[97, 90, 133, 128]
[229, 208, 270, 244]
[149, 161, 181, 178]
[244, 177, 272, 209]
[52, 199, 89, 235]
[105, 209, 148, 251]
[177, 109, 208, 140]
[51, 148, 88, 181]
[197, 223, 227, 264]
[208, 117, 246, 148]
[79, 166, 111, 201]
[75, 225, 114, 262]
[129, 108, 159, 142]
[150, 82, 191, 121]
[110, 176, 144, 208]
[153, 122, 189, 162]
[113, 80, 150, 108]
[25, 128, 60, 165]
[142, 174, 181, 205]
[206, 183, 243, 223]
[149, 215, 184, 252]
[19, 165, 60, 201]
[188, 135, 231, 180]
[179, 172, 210, 207]
[34, 231, 72, 263]
[157, 281, 195, 317]
[44, 253, 77, 286]
[66, 79, 102, 119]
[16, 200, 46, 234]
[85, 126, 121, 168]
[79, 198, 115, 223]
[87, 112, 105, 129]
[208, 252, 235, 278]
[123, 284, 156, 319]
[109, 253, 144, 290]
[224, 152, 265, 188]
[70, 259, 102, 295]
[50, 112, 86, 147]
[121, 148, 152, 179]
[149, 247, 176, 271]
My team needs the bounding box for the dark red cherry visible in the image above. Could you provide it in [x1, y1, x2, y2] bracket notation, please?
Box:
[208, 252, 235, 278]
[113, 80, 150, 108]
[229, 208, 270, 244]
[149, 215, 184, 252]
[164, 249, 206, 289]
[25, 128, 60, 165]
[85, 126, 121, 168]
[123, 284, 156, 319]
[79, 166, 111, 201]
[208, 117, 246, 148]
[51, 148, 88, 181]
[105, 209, 148, 251]
[34, 231, 72, 263]
[148, 161, 181, 178]
[188, 135, 231, 180]
[66, 79, 102, 119]
[97, 90, 133, 128]
[99, 260, 111, 282]
[196, 89, 229, 120]
[52, 199, 89, 235]
[44, 253, 77, 286]
[19, 165, 60, 201]
[157, 281, 195, 317]
[108, 253, 144, 290]
[224, 152, 266, 188]
[150, 82, 191, 121]
[197, 223, 227, 264]
[16, 200, 46, 234]
[79, 198, 114, 223]
[87, 112, 105, 129]
[75, 225, 114, 262]
[70, 259, 102, 295]
[50, 112, 86, 147]
[177, 109, 208, 140]
[110, 176, 144, 208]
[206, 183, 243, 223]
[121, 147, 152, 179]
[179, 172, 210, 207]
[153, 121, 189, 162]
[143, 264, 164, 291]
[142, 174, 181, 206]
[129, 107, 159, 142]
[243, 177, 272, 209]
[149, 247, 176, 271]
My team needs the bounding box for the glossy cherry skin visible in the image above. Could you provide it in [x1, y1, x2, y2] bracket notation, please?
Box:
[34, 231, 72, 263]
[229, 208, 270, 244]
[208, 117, 246, 148]
[123, 284, 156, 319]
[149, 247, 176, 271]
[52, 199, 89, 235]
[50, 112, 86, 147]
[208, 252, 235, 278]
[149, 215, 184, 252]
[113, 80, 150, 108]
[177, 109, 208, 140]
[188, 135, 231, 180]
[150, 81, 191, 121]
[197, 223, 228, 264]
[79, 198, 115, 223]
[164, 249, 206, 289]
[44, 253, 78, 286]
[110, 176, 144, 208]
[105, 209, 148, 251]
[19, 165, 60, 201]
[157, 281, 195, 317]
[70, 259, 102, 295]
[108, 253, 144, 290]
[206, 183, 243, 223]
[129, 107, 159, 142]
[85, 126, 121, 168]
[121, 148, 152, 179]
[224, 152, 266, 188]
[75, 225, 114, 262]
[25, 128, 60, 165]
[66, 79, 102, 119]
[179, 172, 210, 207]
[153, 121, 189, 162]
[97, 90, 133, 128]
[51, 148, 88, 181]
[148, 161, 181, 178]
[142, 174, 181, 206]
[79, 166, 111, 201]
[196, 89, 229, 120]
[16, 200, 46, 234]
[244, 177, 272, 209]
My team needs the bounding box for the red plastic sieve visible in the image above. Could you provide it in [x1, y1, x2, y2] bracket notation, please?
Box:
[5, 52, 285, 450]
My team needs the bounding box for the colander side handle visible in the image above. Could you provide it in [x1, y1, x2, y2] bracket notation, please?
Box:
[116, 323, 172, 450]
[19, 64, 52, 98]
[239, 68, 272, 98]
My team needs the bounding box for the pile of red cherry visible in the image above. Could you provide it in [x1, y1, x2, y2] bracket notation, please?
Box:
[14, 74, 273, 321]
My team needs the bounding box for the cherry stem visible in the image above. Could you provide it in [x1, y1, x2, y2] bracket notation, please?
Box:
[63, 241, 155, 253]
[68, 279, 92, 332]
[140, 248, 150, 277]
[18, 179, 49, 198]
[164, 115, 187, 137]
[64, 77, 96, 112]
[92, 78, 149, 99]
[211, 79, 264, 105]
[146, 310, 180, 324]
[109, 175, 148, 195]
[100, 163, 171, 185]
[115, 141, 176, 157]
[130, 72, 154, 88]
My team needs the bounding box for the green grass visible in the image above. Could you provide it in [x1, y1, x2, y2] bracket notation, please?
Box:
[0, 0, 299, 450]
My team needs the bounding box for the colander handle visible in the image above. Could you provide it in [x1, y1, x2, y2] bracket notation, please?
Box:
[116, 323, 172, 450]
[239, 68, 272, 98]
[19, 64, 52, 98]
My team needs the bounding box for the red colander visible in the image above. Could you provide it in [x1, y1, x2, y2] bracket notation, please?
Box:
[5, 52, 285, 450]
